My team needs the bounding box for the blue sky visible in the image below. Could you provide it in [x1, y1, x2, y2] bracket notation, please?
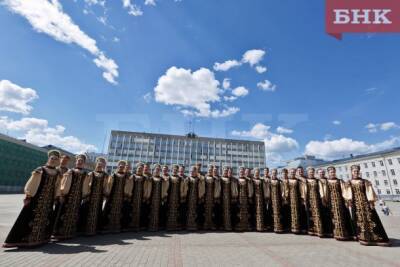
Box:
[0, 0, 399, 166]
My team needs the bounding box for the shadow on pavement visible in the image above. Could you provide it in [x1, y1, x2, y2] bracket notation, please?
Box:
[3, 243, 107, 254]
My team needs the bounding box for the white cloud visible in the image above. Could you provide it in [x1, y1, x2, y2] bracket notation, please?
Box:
[0, 80, 38, 115]
[0, 116, 96, 153]
[232, 86, 249, 97]
[305, 137, 400, 160]
[276, 126, 293, 134]
[366, 122, 399, 133]
[3, 0, 119, 84]
[255, 65, 267, 74]
[122, 0, 143, 16]
[257, 80, 276, 91]
[144, 0, 156, 6]
[231, 123, 299, 153]
[242, 49, 265, 66]
[143, 92, 152, 103]
[213, 60, 241, 72]
[222, 78, 231, 90]
[332, 120, 341, 125]
[154, 67, 240, 118]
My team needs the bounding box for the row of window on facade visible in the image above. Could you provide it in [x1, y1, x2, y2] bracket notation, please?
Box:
[336, 158, 400, 173]
[109, 139, 265, 152]
[377, 189, 400, 195]
[365, 169, 397, 178]
[375, 179, 398, 186]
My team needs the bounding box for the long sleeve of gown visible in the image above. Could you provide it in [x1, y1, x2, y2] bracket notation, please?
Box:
[365, 180, 377, 203]
[143, 178, 152, 201]
[318, 180, 328, 205]
[214, 178, 221, 199]
[82, 173, 92, 199]
[262, 180, 270, 199]
[60, 170, 73, 196]
[281, 182, 289, 202]
[247, 180, 254, 198]
[124, 175, 134, 198]
[161, 178, 170, 201]
[24, 169, 42, 197]
[299, 180, 307, 201]
[54, 173, 62, 198]
[180, 178, 188, 202]
[231, 180, 238, 199]
[198, 177, 206, 200]
[104, 175, 113, 197]
[341, 181, 352, 204]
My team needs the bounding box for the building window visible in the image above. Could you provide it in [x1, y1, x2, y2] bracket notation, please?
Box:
[375, 180, 379, 186]
[366, 172, 370, 178]
[379, 160, 384, 167]
[388, 159, 393, 165]
[387, 189, 391, 194]
[382, 170, 386, 176]
[390, 169, 395, 176]
[364, 163, 368, 168]
[377, 189, 381, 194]
[372, 161, 376, 167]
[396, 189, 400, 195]
[393, 179, 398, 185]
[384, 180, 388, 186]
[373, 171, 377, 177]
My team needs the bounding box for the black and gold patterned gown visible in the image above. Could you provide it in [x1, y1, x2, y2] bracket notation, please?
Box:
[281, 179, 291, 232]
[53, 168, 87, 240]
[148, 176, 162, 231]
[129, 174, 144, 231]
[289, 178, 301, 234]
[160, 175, 170, 230]
[307, 178, 324, 237]
[121, 172, 133, 232]
[102, 172, 126, 233]
[327, 178, 353, 241]
[213, 176, 222, 230]
[348, 178, 390, 246]
[179, 175, 189, 229]
[84, 171, 108, 236]
[270, 179, 284, 233]
[234, 178, 251, 232]
[186, 176, 199, 231]
[252, 178, 265, 232]
[166, 175, 181, 231]
[298, 177, 309, 234]
[262, 177, 273, 231]
[141, 174, 152, 229]
[204, 175, 216, 230]
[3, 166, 59, 248]
[318, 177, 333, 237]
[221, 176, 232, 231]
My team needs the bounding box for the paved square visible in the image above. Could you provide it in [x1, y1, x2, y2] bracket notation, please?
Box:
[0, 195, 399, 267]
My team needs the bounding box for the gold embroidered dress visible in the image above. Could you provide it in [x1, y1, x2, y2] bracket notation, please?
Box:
[83, 171, 108, 236]
[102, 172, 127, 233]
[326, 178, 353, 241]
[53, 168, 87, 240]
[347, 178, 390, 246]
[203, 175, 216, 230]
[129, 174, 144, 230]
[307, 177, 324, 237]
[3, 166, 59, 248]
[166, 175, 181, 231]
[233, 177, 251, 231]
[220, 175, 232, 231]
[270, 178, 284, 233]
[318, 177, 333, 237]
[289, 178, 301, 234]
[186, 176, 200, 230]
[252, 178, 265, 231]
[148, 176, 162, 231]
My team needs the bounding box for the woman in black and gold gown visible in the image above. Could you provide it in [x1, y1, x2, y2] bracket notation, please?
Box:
[166, 165, 181, 231]
[52, 154, 88, 241]
[270, 169, 284, 233]
[347, 165, 390, 246]
[232, 167, 251, 232]
[3, 150, 61, 248]
[81, 157, 108, 236]
[148, 164, 163, 232]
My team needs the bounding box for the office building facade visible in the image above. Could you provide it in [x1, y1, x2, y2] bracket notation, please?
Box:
[107, 130, 266, 175]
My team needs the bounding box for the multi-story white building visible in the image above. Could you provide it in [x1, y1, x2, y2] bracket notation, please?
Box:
[314, 147, 400, 201]
[107, 130, 266, 175]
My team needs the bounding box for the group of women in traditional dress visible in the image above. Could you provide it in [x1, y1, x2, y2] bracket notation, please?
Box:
[2, 149, 391, 248]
